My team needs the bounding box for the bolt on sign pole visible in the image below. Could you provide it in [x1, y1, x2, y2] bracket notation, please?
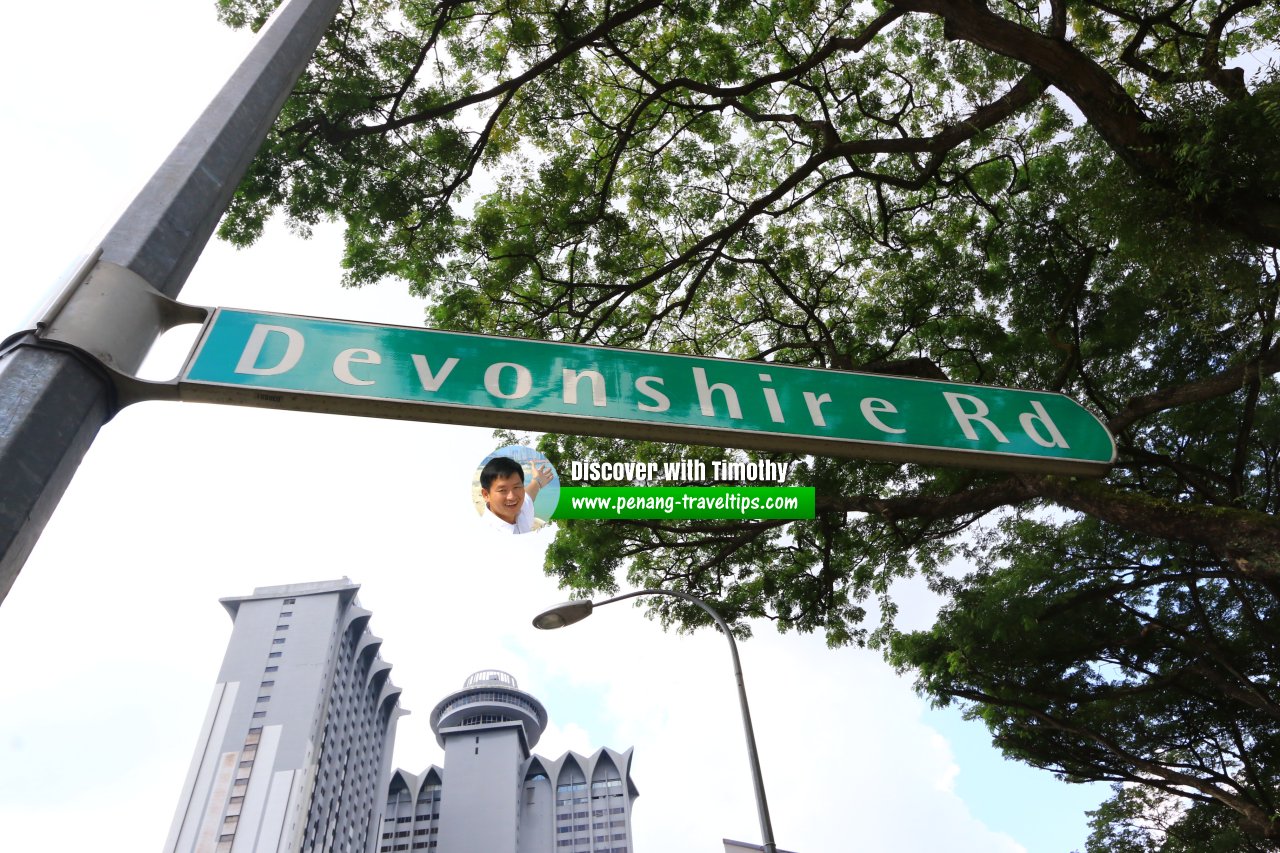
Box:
[0, 0, 344, 605]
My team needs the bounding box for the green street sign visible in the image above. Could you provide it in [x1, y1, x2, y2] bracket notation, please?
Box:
[181, 308, 1116, 475]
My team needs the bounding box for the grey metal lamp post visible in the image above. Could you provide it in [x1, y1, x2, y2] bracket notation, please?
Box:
[0, 0, 345, 604]
[533, 589, 778, 853]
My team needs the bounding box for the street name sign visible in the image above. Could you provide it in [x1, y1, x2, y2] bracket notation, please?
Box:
[180, 308, 1116, 475]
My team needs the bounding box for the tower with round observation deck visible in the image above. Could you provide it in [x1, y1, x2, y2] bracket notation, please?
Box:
[381, 669, 638, 853]
[433, 670, 548, 852]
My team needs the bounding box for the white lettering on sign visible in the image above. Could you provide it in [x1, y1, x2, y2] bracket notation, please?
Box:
[333, 348, 380, 386]
[208, 318, 1099, 471]
[693, 367, 743, 419]
[1020, 401, 1070, 448]
[635, 376, 670, 412]
[943, 392, 1010, 443]
[759, 374, 785, 423]
[860, 397, 905, 434]
[563, 368, 608, 407]
[411, 355, 459, 391]
[804, 392, 832, 427]
[484, 362, 532, 400]
[234, 324, 304, 376]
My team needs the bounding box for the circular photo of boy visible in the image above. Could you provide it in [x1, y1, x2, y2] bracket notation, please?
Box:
[472, 445, 561, 534]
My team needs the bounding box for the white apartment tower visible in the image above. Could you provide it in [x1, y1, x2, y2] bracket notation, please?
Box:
[381, 671, 638, 853]
[165, 579, 406, 853]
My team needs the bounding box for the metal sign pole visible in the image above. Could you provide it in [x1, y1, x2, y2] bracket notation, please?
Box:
[0, 0, 344, 604]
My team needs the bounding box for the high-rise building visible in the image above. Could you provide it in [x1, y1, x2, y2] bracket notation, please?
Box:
[165, 579, 406, 853]
[380, 670, 638, 853]
[165, 583, 636, 853]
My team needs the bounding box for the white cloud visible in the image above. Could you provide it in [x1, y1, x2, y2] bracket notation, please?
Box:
[514, 616, 1027, 853]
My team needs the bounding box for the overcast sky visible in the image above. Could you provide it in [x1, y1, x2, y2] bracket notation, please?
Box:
[0, 2, 1107, 851]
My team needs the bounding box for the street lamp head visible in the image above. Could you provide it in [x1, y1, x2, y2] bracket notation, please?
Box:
[532, 599, 594, 629]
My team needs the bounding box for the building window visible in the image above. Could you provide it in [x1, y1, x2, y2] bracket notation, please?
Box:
[268, 651, 283, 659]
[280, 611, 293, 617]
[265, 665, 279, 673]
[276, 625, 289, 631]
[252, 711, 267, 719]
[256, 696, 270, 703]
[272, 638, 286, 645]
[261, 680, 275, 688]
[283, 598, 295, 604]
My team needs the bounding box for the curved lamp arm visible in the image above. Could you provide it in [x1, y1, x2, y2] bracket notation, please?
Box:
[534, 589, 777, 853]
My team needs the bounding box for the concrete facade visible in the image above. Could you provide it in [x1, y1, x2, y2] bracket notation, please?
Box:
[165, 579, 406, 853]
[380, 671, 638, 853]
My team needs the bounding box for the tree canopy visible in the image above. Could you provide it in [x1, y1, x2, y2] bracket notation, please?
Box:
[216, 0, 1279, 846]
